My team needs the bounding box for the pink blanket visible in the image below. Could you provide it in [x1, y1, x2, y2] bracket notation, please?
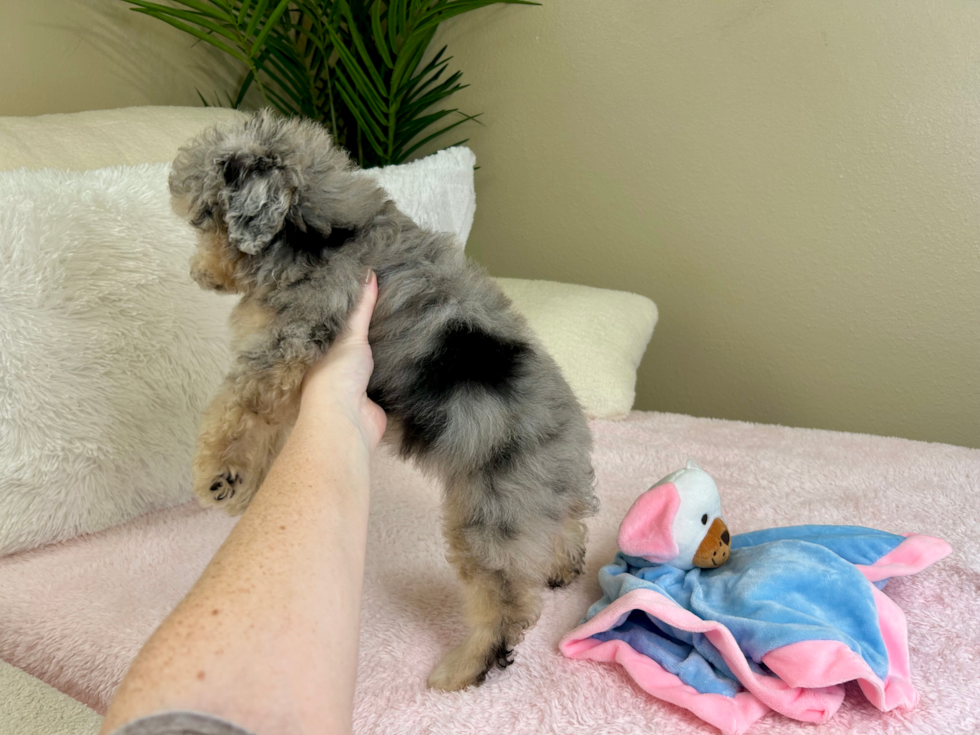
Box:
[1, 412, 977, 734]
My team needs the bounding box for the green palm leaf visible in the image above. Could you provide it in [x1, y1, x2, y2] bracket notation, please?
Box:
[122, 0, 540, 166]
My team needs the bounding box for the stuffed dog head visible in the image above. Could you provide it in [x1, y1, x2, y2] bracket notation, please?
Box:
[618, 460, 731, 570]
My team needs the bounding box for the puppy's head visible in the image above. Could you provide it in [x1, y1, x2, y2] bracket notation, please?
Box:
[169, 109, 385, 293]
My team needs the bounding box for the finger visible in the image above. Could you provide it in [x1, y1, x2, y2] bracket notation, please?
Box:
[341, 270, 378, 345]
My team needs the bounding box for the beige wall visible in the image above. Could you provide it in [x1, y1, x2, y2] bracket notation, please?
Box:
[429, 1, 980, 448]
[3, 1, 978, 447]
[1, 0, 246, 116]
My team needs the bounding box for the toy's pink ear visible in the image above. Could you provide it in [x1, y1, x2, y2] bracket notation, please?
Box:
[618, 483, 681, 563]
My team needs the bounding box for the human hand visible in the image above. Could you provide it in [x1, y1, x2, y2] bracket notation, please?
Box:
[300, 270, 387, 452]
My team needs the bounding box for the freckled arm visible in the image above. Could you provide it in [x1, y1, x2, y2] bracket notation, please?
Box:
[100, 275, 383, 735]
[99, 415, 370, 735]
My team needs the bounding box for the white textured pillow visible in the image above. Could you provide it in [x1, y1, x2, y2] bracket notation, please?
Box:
[0, 106, 477, 248]
[497, 278, 657, 420]
[0, 154, 474, 556]
[0, 164, 234, 556]
[362, 146, 476, 248]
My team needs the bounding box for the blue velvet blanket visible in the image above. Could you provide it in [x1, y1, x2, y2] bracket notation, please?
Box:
[560, 526, 950, 735]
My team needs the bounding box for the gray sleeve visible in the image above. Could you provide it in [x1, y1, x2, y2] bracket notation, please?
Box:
[107, 711, 258, 735]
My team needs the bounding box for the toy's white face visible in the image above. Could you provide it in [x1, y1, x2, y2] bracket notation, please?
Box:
[654, 461, 727, 570]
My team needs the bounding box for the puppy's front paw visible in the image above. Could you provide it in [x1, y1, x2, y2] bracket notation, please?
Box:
[208, 471, 241, 502]
[193, 468, 244, 511]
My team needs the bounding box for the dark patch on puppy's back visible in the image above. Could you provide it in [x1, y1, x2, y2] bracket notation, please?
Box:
[416, 322, 529, 398]
[384, 322, 529, 460]
[399, 406, 449, 458]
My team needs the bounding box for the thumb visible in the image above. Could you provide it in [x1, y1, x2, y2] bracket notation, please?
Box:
[341, 269, 378, 345]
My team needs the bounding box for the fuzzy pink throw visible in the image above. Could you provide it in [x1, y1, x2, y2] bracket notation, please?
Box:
[0, 412, 977, 734]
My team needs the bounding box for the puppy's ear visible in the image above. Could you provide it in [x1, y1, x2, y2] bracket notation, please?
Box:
[220, 153, 295, 255]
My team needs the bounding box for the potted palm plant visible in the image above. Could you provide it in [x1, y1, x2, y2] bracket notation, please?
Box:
[122, 0, 536, 167]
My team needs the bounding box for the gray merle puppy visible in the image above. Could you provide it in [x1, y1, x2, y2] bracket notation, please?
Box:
[169, 110, 597, 691]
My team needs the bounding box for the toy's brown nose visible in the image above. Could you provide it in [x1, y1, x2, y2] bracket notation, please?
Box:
[693, 518, 731, 568]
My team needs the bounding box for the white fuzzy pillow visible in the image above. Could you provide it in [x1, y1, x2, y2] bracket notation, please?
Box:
[362, 146, 476, 248]
[0, 165, 234, 556]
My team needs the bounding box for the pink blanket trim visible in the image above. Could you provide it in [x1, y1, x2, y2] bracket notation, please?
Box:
[855, 533, 952, 583]
[562, 632, 772, 735]
[559, 532, 952, 735]
[560, 590, 845, 734]
[760, 584, 916, 711]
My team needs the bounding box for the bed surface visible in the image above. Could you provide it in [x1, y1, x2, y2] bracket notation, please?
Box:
[1, 411, 977, 734]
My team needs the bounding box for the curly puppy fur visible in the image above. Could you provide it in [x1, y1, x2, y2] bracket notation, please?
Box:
[169, 110, 598, 691]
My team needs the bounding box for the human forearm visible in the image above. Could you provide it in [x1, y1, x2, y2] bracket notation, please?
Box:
[102, 271, 382, 735]
[100, 413, 371, 735]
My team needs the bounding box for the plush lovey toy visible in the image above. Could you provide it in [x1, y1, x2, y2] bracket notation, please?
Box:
[617, 460, 731, 570]
[560, 462, 952, 735]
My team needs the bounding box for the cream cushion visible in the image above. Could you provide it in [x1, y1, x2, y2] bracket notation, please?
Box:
[0, 659, 101, 735]
[0, 106, 244, 173]
[498, 278, 657, 420]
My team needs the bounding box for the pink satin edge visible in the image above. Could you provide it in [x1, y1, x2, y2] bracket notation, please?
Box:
[854, 533, 952, 583]
[561, 636, 771, 735]
[560, 589, 845, 725]
[762, 583, 916, 712]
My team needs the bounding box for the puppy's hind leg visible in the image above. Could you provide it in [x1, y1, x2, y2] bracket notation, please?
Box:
[428, 492, 545, 691]
[427, 562, 542, 691]
[546, 515, 588, 589]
